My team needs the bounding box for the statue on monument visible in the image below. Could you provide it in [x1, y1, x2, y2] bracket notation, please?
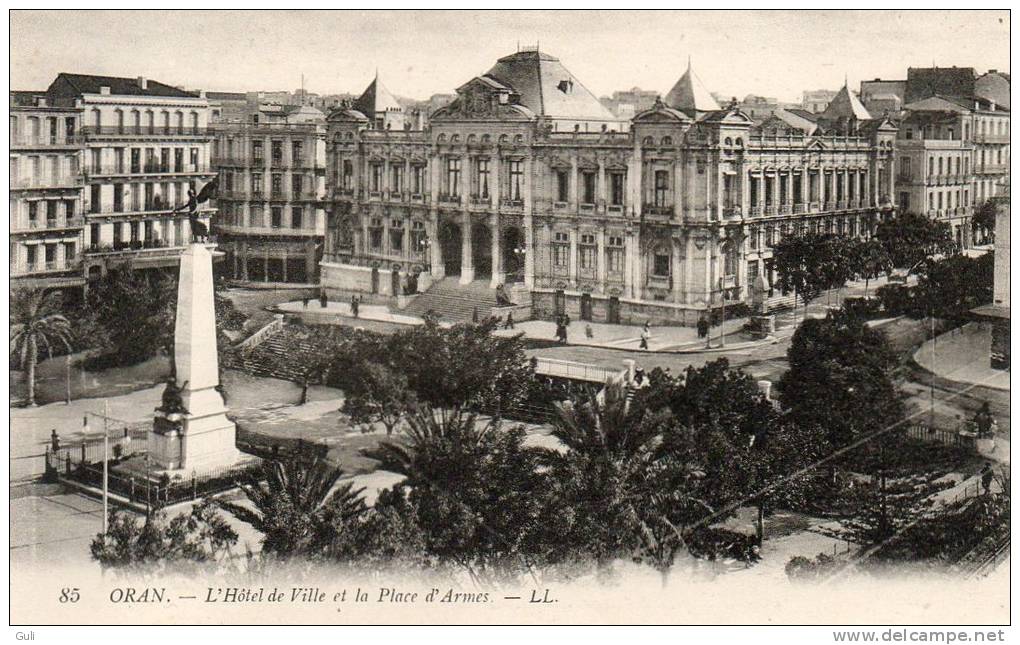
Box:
[158, 378, 190, 416]
[171, 177, 219, 243]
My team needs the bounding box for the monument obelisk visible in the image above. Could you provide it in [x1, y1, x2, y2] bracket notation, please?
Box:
[150, 242, 240, 472]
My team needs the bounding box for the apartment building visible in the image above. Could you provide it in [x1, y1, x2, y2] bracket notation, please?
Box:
[9, 91, 86, 293]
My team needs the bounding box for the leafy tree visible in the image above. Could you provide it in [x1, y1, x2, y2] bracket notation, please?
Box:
[377, 407, 557, 582]
[971, 199, 997, 244]
[384, 318, 534, 415]
[10, 289, 74, 406]
[849, 238, 892, 297]
[875, 211, 955, 271]
[913, 252, 994, 323]
[840, 468, 953, 548]
[342, 362, 417, 435]
[766, 232, 830, 316]
[779, 310, 904, 456]
[77, 267, 177, 368]
[217, 455, 368, 559]
[90, 501, 238, 573]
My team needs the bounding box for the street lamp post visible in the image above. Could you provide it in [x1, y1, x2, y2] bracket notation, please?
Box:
[65, 355, 72, 405]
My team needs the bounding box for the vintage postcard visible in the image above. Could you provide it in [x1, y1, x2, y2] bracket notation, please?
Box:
[7, 8, 1011, 634]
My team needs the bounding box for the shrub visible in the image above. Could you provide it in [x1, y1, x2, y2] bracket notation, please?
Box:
[842, 297, 882, 319]
[785, 552, 841, 582]
[876, 284, 915, 316]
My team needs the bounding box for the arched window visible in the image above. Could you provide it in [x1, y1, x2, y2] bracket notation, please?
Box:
[91, 108, 102, 129]
[642, 136, 654, 146]
[161, 110, 171, 133]
[514, 134, 524, 143]
[735, 137, 744, 148]
[661, 136, 673, 146]
[451, 134, 460, 142]
[131, 109, 141, 133]
[498, 134, 509, 143]
[175, 111, 184, 133]
[724, 137, 733, 146]
[115, 109, 124, 133]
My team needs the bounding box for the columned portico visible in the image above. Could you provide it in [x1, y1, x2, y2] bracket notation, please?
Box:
[489, 213, 504, 288]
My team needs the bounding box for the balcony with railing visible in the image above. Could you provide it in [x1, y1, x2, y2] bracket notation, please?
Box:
[10, 134, 85, 148]
[87, 163, 213, 177]
[973, 133, 1010, 144]
[12, 217, 85, 233]
[438, 193, 461, 205]
[975, 163, 1009, 174]
[642, 204, 674, 218]
[11, 174, 85, 190]
[81, 125, 213, 138]
[11, 257, 83, 276]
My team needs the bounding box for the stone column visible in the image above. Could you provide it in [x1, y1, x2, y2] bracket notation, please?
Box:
[625, 231, 638, 299]
[281, 248, 288, 282]
[523, 156, 535, 288]
[490, 155, 500, 209]
[568, 227, 578, 287]
[596, 228, 607, 289]
[306, 239, 316, 281]
[460, 210, 474, 284]
[490, 213, 503, 288]
[428, 214, 444, 279]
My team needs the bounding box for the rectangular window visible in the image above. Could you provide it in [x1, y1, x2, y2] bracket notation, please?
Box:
[581, 171, 596, 204]
[250, 206, 263, 227]
[476, 158, 490, 198]
[371, 164, 383, 193]
[369, 218, 383, 250]
[271, 174, 283, 197]
[391, 164, 404, 194]
[292, 141, 304, 166]
[579, 233, 596, 271]
[342, 160, 354, 190]
[292, 207, 303, 229]
[389, 219, 404, 253]
[508, 160, 524, 201]
[26, 245, 37, 268]
[271, 140, 283, 164]
[190, 148, 199, 169]
[130, 148, 141, 174]
[553, 231, 569, 269]
[271, 207, 283, 228]
[607, 235, 624, 273]
[653, 250, 670, 277]
[411, 221, 426, 255]
[292, 174, 303, 197]
[174, 148, 184, 173]
[610, 172, 625, 206]
[252, 140, 263, 163]
[412, 165, 425, 194]
[446, 158, 461, 196]
[747, 260, 759, 285]
[653, 170, 669, 207]
[160, 148, 170, 173]
[556, 169, 569, 202]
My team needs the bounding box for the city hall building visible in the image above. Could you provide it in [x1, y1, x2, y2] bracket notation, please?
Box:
[320, 49, 898, 325]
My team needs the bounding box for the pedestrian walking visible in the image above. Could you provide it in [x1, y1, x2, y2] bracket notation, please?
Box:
[980, 462, 994, 495]
[585, 323, 594, 340]
[351, 295, 360, 318]
[697, 316, 709, 339]
[50, 429, 60, 453]
[319, 289, 327, 309]
[504, 312, 515, 330]
[639, 321, 651, 350]
[302, 296, 310, 309]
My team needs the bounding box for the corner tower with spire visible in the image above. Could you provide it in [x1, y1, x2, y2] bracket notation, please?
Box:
[664, 58, 721, 118]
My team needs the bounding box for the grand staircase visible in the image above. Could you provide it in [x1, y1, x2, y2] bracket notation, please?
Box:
[222, 325, 320, 383]
[402, 277, 501, 324]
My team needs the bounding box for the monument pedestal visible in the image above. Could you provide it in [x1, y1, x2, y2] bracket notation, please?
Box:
[148, 243, 241, 474]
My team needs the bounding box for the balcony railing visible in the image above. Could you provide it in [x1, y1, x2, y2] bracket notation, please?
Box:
[438, 193, 461, 204]
[974, 133, 1010, 144]
[793, 203, 807, 214]
[12, 257, 82, 275]
[10, 175, 85, 189]
[10, 134, 84, 148]
[12, 217, 85, 233]
[642, 204, 673, 217]
[87, 164, 213, 176]
[81, 126, 212, 137]
[87, 240, 187, 255]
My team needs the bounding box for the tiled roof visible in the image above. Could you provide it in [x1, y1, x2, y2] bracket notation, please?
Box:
[48, 73, 199, 98]
[664, 60, 721, 113]
[820, 84, 871, 121]
[482, 49, 617, 121]
[353, 74, 402, 119]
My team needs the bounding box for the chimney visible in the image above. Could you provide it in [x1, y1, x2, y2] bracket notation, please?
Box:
[137, 76, 148, 90]
[36, 96, 47, 107]
[99, 86, 111, 95]
[990, 101, 996, 111]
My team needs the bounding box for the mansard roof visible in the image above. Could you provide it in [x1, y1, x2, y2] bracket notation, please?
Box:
[47, 73, 199, 99]
[481, 49, 617, 121]
[664, 60, 721, 114]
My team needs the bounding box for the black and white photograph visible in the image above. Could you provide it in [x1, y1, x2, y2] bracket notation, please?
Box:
[7, 8, 1011, 634]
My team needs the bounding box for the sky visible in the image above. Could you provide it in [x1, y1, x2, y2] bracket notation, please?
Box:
[10, 10, 1011, 103]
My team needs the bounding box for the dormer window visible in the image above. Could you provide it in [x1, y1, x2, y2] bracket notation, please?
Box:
[557, 79, 573, 94]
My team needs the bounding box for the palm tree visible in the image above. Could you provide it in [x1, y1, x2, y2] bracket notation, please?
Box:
[10, 289, 74, 407]
[544, 381, 660, 572]
[217, 455, 367, 558]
